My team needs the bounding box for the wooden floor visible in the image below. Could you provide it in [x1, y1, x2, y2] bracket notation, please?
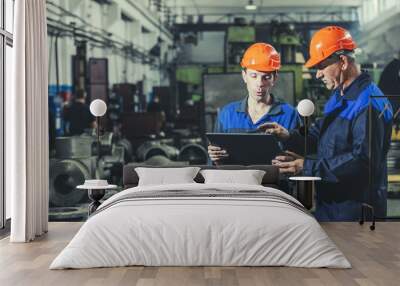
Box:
[0, 222, 399, 286]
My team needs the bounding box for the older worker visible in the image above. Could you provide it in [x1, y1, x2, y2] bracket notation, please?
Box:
[265, 26, 393, 221]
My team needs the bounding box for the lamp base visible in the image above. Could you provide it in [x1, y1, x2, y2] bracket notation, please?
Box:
[88, 189, 105, 215]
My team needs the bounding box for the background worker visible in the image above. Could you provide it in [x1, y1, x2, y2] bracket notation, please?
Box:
[208, 43, 301, 163]
[63, 90, 96, 136]
[265, 26, 393, 221]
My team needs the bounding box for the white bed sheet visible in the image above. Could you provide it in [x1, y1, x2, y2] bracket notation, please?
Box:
[50, 183, 351, 269]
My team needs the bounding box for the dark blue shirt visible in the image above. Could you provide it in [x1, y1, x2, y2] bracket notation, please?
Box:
[215, 95, 301, 132]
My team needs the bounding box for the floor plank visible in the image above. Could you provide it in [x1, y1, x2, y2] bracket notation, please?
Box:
[0, 222, 399, 286]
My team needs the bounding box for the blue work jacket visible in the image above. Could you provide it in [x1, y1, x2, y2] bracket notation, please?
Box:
[215, 95, 301, 132]
[286, 73, 393, 220]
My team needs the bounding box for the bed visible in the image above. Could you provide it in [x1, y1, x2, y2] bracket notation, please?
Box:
[50, 165, 350, 269]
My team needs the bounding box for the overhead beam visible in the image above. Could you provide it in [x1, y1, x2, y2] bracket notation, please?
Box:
[125, 0, 173, 42]
[172, 10, 359, 25]
[173, 21, 357, 33]
[171, 7, 359, 15]
[168, 0, 361, 8]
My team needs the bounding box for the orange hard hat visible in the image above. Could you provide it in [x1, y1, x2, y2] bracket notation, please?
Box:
[240, 43, 281, 72]
[305, 26, 357, 68]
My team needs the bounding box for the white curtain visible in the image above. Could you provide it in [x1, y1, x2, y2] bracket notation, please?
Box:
[8, 0, 49, 242]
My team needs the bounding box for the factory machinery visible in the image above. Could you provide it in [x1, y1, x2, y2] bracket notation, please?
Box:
[49, 133, 208, 209]
[378, 58, 400, 217]
[49, 133, 130, 207]
[384, 122, 400, 218]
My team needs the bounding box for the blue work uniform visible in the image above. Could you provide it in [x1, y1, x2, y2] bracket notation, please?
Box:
[286, 73, 393, 221]
[211, 95, 301, 195]
[215, 95, 301, 132]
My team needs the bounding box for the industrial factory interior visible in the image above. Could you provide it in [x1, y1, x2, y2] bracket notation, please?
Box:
[1, 0, 400, 285]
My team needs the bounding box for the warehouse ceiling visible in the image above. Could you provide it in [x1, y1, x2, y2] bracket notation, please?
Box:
[164, 0, 361, 14]
[162, 0, 362, 24]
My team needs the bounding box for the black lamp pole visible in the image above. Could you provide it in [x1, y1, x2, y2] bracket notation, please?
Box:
[90, 99, 107, 171]
[96, 116, 100, 161]
[304, 116, 308, 158]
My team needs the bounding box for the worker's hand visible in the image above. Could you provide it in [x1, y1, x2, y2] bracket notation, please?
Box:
[272, 151, 304, 174]
[258, 122, 290, 140]
[208, 145, 229, 163]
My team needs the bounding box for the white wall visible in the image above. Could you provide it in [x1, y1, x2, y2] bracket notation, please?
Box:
[357, 0, 400, 63]
[47, 0, 174, 90]
[359, 0, 399, 25]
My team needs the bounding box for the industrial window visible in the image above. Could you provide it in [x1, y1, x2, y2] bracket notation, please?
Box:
[0, 0, 14, 230]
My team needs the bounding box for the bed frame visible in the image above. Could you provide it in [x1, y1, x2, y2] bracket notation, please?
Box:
[123, 164, 280, 189]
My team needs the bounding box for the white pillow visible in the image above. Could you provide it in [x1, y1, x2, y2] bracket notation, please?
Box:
[200, 169, 266, 185]
[135, 167, 201, 186]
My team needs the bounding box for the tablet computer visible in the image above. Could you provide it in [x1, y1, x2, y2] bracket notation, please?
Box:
[206, 133, 283, 165]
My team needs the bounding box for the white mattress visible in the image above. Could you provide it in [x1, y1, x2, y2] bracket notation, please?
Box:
[50, 183, 351, 269]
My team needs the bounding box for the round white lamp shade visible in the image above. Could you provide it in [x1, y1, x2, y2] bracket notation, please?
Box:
[90, 99, 107, 117]
[297, 99, 315, 117]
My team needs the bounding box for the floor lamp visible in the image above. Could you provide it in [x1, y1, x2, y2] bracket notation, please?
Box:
[289, 99, 320, 210]
[89, 99, 107, 161]
[297, 99, 315, 157]
[75, 99, 109, 215]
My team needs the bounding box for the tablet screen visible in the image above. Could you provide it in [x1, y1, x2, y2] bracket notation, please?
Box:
[206, 133, 283, 165]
